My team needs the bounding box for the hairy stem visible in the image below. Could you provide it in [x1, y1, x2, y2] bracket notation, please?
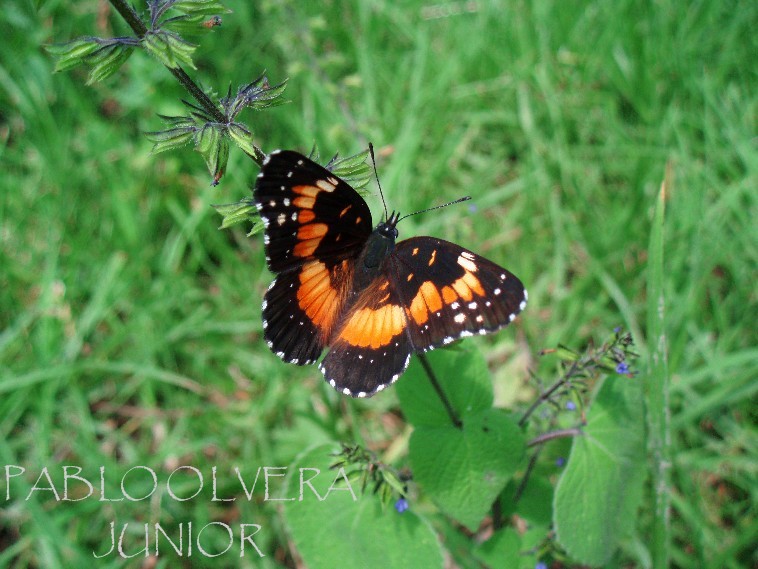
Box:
[108, 0, 266, 165]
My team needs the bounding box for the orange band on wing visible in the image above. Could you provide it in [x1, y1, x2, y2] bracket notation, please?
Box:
[407, 281, 443, 325]
[293, 196, 315, 209]
[450, 271, 485, 301]
[293, 185, 321, 198]
[299, 209, 315, 223]
[293, 223, 328, 258]
[297, 261, 340, 333]
[441, 286, 457, 304]
[297, 223, 328, 240]
[338, 305, 406, 348]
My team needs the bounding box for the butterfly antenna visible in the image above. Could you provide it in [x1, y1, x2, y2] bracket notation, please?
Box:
[397, 196, 471, 223]
[368, 143, 390, 221]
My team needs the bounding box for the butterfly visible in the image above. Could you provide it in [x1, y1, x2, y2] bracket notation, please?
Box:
[253, 150, 527, 398]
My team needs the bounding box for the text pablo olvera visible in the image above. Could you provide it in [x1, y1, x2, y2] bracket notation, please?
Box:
[3, 464, 356, 559]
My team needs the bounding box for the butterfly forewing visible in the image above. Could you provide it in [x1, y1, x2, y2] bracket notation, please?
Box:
[254, 150, 373, 273]
[389, 237, 527, 351]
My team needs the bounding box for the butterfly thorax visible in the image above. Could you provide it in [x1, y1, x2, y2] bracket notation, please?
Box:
[353, 212, 400, 290]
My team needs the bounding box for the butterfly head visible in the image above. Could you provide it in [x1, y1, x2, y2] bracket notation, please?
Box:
[377, 211, 401, 239]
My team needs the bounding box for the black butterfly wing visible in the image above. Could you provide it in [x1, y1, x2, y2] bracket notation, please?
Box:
[319, 275, 413, 398]
[254, 150, 373, 273]
[389, 236, 527, 352]
[254, 151, 372, 364]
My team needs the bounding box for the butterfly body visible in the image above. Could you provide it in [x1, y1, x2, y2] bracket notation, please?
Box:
[254, 150, 526, 398]
[353, 213, 398, 289]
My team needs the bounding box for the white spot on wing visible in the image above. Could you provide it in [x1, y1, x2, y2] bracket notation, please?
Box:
[316, 179, 336, 192]
[457, 255, 478, 272]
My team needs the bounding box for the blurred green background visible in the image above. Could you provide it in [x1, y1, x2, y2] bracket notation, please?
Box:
[1, 0, 755, 567]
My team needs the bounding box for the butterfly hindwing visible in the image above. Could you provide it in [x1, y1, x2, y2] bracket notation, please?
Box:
[263, 258, 354, 365]
[320, 276, 413, 397]
[389, 237, 527, 351]
[254, 150, 373, 273]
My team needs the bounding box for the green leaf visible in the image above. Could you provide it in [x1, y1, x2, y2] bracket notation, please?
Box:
[515, 473, 554, 527]
[169, 0, 228, 16]
[202, 136, 229, 182]
[396, 345, 494, 427]
[410, 409, 525, 531]
[283, 444, 444, 569]
[46, 38, 101, 72]
[554, 375, 646, 566]
[143, 30, 197, 69]
[145, 128, 196, 154]
[86, 45, 134, 84]
[227, 123, 257, 156]
[212, 199, 259, 229]
[328, 149, 372, 190]
[473, 528, 522, 569]
[195, 123, 219, 156]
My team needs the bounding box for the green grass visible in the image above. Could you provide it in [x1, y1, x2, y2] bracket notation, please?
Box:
[1, 0, 756, 567]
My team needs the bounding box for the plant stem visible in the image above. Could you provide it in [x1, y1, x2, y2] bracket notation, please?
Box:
[518, 360, 578, 427]
[417, 353, 462, 429]
[511, 447, 542, 507]
[108, 0, 265, 165]
[526, 427, 582, 448]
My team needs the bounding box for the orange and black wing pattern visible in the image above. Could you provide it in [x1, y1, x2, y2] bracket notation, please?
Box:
[319, 237, 527, 397]
[254, 150, 372, 273]
[254, 151, 372, 365]
[320, 276, 413, 397]
[390, 237, 527, 352]
[254, 150, 528, 397]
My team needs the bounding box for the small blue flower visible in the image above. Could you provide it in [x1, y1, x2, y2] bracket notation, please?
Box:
[613, 326, 622, 334]
[565, 401, 576, 411]
[555, 457, 565, 467]
[395, 497, 409, 513]
[536, 562, 548, 569]
[616, 362, 630, 374]
[468, 203, 478, 214]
